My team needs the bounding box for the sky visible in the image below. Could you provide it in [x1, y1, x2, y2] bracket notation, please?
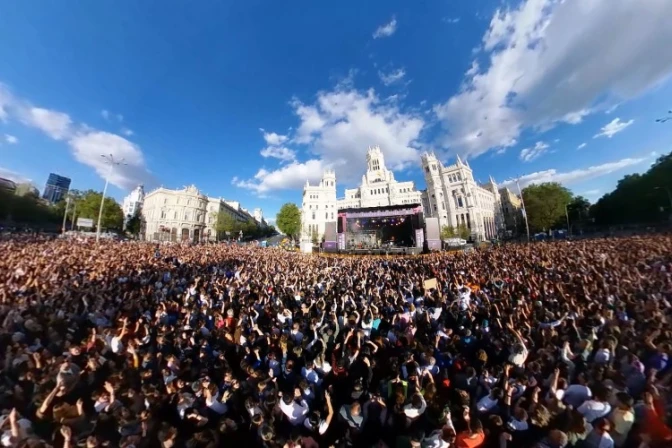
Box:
[1, 0, 672, 222]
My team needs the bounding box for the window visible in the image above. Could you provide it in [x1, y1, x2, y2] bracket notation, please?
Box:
[163, 198, 167, 205]
[312, 212, 315, 220]
[425, 166, 430, 173]
[458, 197, 464, 208]
[325, 212, 328, 219]
[184, 211, 190, 220]
[441, 202, 445, 210]
[161, 210, 166, 219]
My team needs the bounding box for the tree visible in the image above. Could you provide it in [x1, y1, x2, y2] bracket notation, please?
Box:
[566, 196, 591, 232]
[75, 190, 123, 231]
[126, 210, 142, 237]
[456, 224, 471, 240]
[276, 203, 301, 240]
[591, 152, 672, 226]
[440, 225, 457, 240]
[213, 212, 238, 240]
[522, 183, 572, 232]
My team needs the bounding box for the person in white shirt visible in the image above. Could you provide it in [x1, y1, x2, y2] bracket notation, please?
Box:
[506, 323, 528, 367]
[403, 393, 427, 420]
[301, 360, 322, 386]
[577, 387, 612, 424]
[303, 391, 334, 436]
[477, 387, 503, 414]
[279, 392, 309, 426]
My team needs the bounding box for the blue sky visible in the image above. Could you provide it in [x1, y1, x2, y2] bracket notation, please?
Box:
[1, 0, 671, 221]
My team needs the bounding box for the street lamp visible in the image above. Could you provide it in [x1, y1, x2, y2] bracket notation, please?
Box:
[564, 203, 571, 237]
[96, 154, 126, 242]
[61, 195, 71, 235]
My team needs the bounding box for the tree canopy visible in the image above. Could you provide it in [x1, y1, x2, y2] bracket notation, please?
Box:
[74, 190, 124, 230]
[591, 152, 672, 226]
[276, 203, 301, 240]
[126, 210, 143, 236]
[521, 182, 572, 232]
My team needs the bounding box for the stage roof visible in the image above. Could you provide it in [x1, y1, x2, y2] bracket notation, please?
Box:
[338, 203, 422, 217]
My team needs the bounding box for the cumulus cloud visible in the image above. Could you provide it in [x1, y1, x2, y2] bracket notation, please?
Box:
[434, 0, 672, 158]
[373, 17, 397, 39]
[233, 159, 326, 195]
[0, 83, 151, 190]
[235, 84, 425, 195]
[259, 129, 289, 146]
[500, 156, 648, 190]
[594, 117, 634, 138]
[4, 134, 18, 144]
[260, 146, 296, 162]
[519, 141, 549, 162]
[378, 68, 406, 86]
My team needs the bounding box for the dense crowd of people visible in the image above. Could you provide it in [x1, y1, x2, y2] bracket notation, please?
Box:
[1, 234, 672, 448]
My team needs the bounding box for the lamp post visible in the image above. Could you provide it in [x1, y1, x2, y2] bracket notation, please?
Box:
[96, 154, 126, 242]
[515, 178, 531, 242]
[565, 203, 571, 237]
[61, 195, 71, 235]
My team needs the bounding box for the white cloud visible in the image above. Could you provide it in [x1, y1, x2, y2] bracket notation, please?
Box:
[582, 189, 601, 200]
[101, 109, 110, 120]
[260, 146, 296, 162]
[577, 143, 587, 150]
[373, 17, 397, 39]
[443, 17, 461, 24]
[0, 83, 151, 190]
[121, 128, 134, 136]
[236, 85, 425, 194]
[435, 0, 672, 158]
[260, 128, 289, 146]
[594, 117, 634, 138]
[233, 159, 326, 195]
[519, 141, 549, 162]
[4, 134, 18, 144]
[23, 107, 73, 140]
[69, 131, 148, 190]
[500, 156, 648, 190]
[378, 68, 406, 86]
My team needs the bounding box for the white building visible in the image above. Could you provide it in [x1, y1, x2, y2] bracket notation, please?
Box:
[421, 152, 502, 241]
[301, 146, 424, 240]
[142, 185, 255, 242]
[122, 185, 145, 226]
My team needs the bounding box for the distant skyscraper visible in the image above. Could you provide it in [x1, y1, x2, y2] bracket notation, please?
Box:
[42, 173, 71, 203]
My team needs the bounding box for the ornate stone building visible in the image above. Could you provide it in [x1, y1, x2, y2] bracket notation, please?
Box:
[301, 146, 423, 240]
[498, 187, 523, 231]
[142, 185, 256, 242]
[420, 152, 503, 241]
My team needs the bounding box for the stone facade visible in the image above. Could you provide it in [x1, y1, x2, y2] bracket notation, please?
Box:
[421, 153, 503, 241]
[498, 187, 523, 231]
[122, 185, 145, 227]
[143, 186, 254, 242]
[301, 146, 423, 240]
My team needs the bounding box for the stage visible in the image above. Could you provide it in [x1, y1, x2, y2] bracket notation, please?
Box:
[330, 203, 425, 253]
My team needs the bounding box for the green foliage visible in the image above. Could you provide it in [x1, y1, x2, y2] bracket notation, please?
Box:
[565, 196, 591, 231]
[591, 152, 672, 225]
[311, 229, 318, 245]
[276, 203, 301, 240]
[214, 212, 239, 239]
[126, 210, 142, 236]
[75, 190, 124, 230]
[0, 189, 60, 226]
[440, 225, 457, 239]
[522, 182, 573, 232]
[456, 224, 471, 240]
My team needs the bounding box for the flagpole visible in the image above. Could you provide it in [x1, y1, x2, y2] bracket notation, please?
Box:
[516, 178, 531, 242]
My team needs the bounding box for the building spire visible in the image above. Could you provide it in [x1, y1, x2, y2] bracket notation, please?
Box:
[456, 154, 463, 165]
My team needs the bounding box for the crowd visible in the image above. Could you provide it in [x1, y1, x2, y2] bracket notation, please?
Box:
[1, 234, 672, 448]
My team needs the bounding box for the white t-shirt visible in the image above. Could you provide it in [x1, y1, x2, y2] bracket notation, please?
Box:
[110, 336, 123, 354]
[279, 399, 309, 426]
[206, 393, 228, 415]
[303, 417, 330, 435]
